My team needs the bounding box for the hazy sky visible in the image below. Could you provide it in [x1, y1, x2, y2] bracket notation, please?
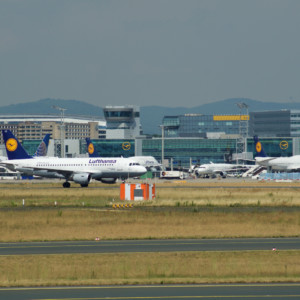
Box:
[1, 0, 300, 108]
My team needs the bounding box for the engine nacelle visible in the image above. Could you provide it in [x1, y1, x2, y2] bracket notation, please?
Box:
[16, 167, 34, 175]
[72, 173, 91, 185]
[98, 178, 117, 184]
[219, 171, 227, 178]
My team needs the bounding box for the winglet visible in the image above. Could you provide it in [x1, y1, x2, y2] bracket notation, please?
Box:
[2, 130, 32, 160]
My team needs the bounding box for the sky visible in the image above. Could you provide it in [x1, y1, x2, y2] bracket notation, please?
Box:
[0, 0, 300, 108]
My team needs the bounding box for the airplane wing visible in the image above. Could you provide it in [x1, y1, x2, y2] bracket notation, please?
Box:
[286, 165, 300, 171]
[255, 157, 276, 163]
[213, 167, 250, 174]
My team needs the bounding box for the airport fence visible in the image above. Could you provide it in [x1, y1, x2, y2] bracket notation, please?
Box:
[259, 172, 300, 181]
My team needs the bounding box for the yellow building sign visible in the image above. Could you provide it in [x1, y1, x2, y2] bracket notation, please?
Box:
[213, 115, 249, 121]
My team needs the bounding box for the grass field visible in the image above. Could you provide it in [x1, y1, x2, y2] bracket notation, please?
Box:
[1, 208, 300, 241]
[1, 251, 300, 286]
[1, 180, 300, 286]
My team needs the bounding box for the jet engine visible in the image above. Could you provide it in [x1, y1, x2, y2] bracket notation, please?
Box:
[72, 173, 91, 186]
[219, 171, 227, 178]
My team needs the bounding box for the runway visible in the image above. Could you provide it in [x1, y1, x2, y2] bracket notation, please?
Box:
[1, 237, 300, 255]
[1, 283, 300, 300]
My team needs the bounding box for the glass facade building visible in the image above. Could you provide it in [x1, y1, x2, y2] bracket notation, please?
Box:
[82, 139, 135, 158]
[163, 114, 248, 138]
[142, 138, 237, 167]
[20, 136, 295, 169]
[247, 137, 293, 158]
[249, 110, 290, 138]
[22, 140, 41, 156]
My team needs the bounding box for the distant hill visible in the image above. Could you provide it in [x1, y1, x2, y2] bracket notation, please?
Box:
[0, 98, 104, 118]
[1, 98, 300, 135]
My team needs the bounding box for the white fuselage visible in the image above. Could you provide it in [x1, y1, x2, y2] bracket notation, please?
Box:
[129, 156, 161, 170]
[255, 155, 300, 171]
[2, 156, 147, 180]
[195, 163, 239, 175]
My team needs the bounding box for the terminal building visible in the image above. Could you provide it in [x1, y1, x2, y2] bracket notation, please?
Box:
[249, 109, 300, 138]
[1, 108, 300, 169]
[162, 114, 247, 138]
[0, 115, 106, 158]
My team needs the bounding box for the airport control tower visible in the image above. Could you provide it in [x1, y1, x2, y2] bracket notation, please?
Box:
[103, 105, 143, 139]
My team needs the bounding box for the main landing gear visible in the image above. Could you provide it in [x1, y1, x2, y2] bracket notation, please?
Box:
[63, 181, 71, 188]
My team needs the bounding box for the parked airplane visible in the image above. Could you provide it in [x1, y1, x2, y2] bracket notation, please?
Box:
[34, 134, 51, 157]
[0, 133, 50, 162]
[254, 135, 300, 171]
[194, 162, 250, 178]
[1, 130, 147, 188]
[86, 138, 162, 171]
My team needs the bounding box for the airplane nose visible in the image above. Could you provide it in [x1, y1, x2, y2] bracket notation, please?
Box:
[139, 166, 147, 174]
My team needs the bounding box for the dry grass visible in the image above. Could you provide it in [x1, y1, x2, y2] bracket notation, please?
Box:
[0, 209, 300, 242]
[1, 181, 300, 287]
[1, 180, 300, 207]
[1, 251, 300, 286]
[0, 182, 118, 207]
[1, 181, 300, 241]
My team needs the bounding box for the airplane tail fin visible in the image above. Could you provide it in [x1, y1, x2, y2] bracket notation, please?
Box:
[34, 134, 50, 157]
[253, 135, 268, 157]
[2, 130, 32, 160]
[86, 138, 100, 157]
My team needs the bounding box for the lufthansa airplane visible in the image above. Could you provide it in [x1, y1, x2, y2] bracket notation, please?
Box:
[1, 130, 147, 188]
[254, 135, 300, 171]
[0, 133, 50, 161]
[86, 138, 162, 171]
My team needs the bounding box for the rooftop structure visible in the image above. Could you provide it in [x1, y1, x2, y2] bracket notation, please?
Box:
[0, 114, 106, 144]
[103, 105, 143, 139]
[162, 114, 248, 138]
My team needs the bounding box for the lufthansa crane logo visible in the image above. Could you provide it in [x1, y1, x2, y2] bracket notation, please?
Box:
[88, 143, 94, 155]
[256, 141, 262, 153]
[6, 138, 18, 152]
[122, 142, 131, 151]
[280, 140, 288, 150]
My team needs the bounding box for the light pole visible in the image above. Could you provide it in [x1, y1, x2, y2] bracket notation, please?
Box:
[235, 102, 249, 163]
[160, 124, 165, 171]
[52, 105, 67, 158]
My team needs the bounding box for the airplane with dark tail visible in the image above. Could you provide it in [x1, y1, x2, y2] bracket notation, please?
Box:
[85, 138, 161, 171]
[1, 130, 147, 188]
[254, 135, 300, 171]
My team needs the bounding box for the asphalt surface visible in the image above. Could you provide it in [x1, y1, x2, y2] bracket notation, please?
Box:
[1, 237, 300, 255]
[1, 283, 300, 300]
